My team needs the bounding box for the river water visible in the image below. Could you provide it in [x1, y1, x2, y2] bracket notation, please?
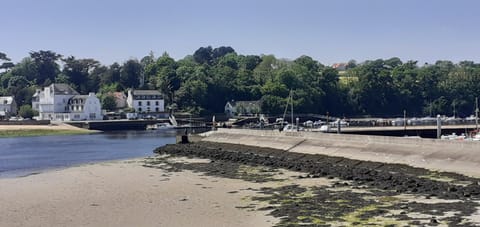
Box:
[0, 130, 176, 178]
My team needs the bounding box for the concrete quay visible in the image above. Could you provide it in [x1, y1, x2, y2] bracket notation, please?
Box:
[202, 128, 480, 178]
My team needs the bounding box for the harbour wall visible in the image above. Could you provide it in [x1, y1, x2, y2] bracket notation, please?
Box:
[202, 128, 480, 177]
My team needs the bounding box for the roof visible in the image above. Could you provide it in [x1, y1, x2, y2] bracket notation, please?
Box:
[230, 100, 261, 107]
[112, 92, 126, 99]
[70, 95, 89, 100]
[68, 95, 89, 104]
[51, 83, 79, 95]
[132, 90, 162, 96]
[0, 96, 14, 105]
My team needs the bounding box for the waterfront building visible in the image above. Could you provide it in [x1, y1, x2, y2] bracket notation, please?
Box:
[0, 96, 17, 119]
[32, 83, 103, 121]
[225, 100, 261, 118]
[126, 89, 166, 118]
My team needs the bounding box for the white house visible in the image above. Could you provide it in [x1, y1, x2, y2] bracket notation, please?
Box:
[0, 96, 17, 119]
[32, 83, 103, 121]
[225, 100, 261, 117]
[127, 89, 165, 118]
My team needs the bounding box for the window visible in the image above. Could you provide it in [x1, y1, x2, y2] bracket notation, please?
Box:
[147, 107, 151, 112]
[138, 107, 142, 112]
[138, 101, 142, 106]
[147, 101, 150, 106]
[155, 107, 159, 112]
[155, 101, 159, 106]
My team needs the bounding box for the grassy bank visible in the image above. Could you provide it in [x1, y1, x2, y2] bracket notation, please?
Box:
[0, 129, 95, 138]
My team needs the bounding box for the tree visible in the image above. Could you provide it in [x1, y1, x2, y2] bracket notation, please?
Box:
[62, 56, 100, 94]
[212, 46, 235, 60]
[253, 55, 277, 85]
[0, 52, 14, 72]
[352, 59, 399, 115]
[260, 95, 285, 114]
[100, 62, 122, 85]
[102, 95, 117, 111]
[151, 53, 180, 104]
[120, 59, 142, 88]
[346, 60, 357, 69]
[193, 46, 213, 65]
[29, 50, 62, 85]
[18, 104, 37, 119]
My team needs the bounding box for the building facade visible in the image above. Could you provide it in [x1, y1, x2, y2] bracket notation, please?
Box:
[225, 100, 261, 117]
[0, 96, 17, 119]
[32, 83, 103, 121]
[127, 89, 165, 118]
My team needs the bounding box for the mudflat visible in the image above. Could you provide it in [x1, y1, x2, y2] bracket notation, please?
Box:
[153, 141, 480, 226]
[3, 141, 480, 226]
[0, 158, 277, 227]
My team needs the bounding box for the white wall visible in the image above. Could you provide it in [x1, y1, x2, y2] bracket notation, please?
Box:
[83, 95, 103, 120]
[131, 99, 164, 113]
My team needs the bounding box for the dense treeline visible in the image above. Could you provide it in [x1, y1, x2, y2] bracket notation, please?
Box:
[1, 47, 480, 117]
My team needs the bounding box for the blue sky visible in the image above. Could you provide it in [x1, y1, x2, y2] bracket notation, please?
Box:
[2, 0, 480, 65]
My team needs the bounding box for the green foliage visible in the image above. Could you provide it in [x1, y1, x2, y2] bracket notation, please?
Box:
[120, 59, 142, 89]
[102, 95, 117, 111]
[3, 47, 480, 118]
[261, 95, 285, 114]
[29, 50, 62, 86]
[18, 104, 37, 119]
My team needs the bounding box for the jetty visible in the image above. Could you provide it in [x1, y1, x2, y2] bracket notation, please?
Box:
[202, 128, 480, 178]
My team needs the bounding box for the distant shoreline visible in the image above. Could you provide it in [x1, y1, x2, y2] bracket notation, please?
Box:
[0, 123, 100, 137]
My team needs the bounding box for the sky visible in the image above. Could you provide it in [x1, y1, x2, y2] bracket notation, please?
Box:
[2, 0, 480, 66]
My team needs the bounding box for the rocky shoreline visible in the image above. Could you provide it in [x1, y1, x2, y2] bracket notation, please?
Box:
[150, 141, 480, 226]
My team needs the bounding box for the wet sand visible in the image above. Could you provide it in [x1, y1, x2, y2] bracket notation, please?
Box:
[153, 142, 480, 226]
[3, 141, 480, 226]
[0, 122, 93, 132]
[0, 159, 277, 227]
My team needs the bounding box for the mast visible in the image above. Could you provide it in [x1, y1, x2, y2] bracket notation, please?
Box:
[476, 97, 479, 131]
[282, 90, 293, 127]
[290, 90, 293, 127]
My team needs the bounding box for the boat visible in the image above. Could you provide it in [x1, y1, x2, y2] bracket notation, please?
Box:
[280, 90, 303, 132]
[282, 124, 304, 132]
[146, 122, 175, 130]
[440, 133, 466, 140]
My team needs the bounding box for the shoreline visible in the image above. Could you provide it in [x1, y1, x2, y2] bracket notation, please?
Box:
[0, 123, 100, 137]
[4, 140, 480, 226]
[153, 141, 480, 226]
[0, 158, 278, 227]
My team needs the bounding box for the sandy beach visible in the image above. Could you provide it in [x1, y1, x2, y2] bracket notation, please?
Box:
[0, 122, 92, 132]
[0, 159, 278, 227]
[3, 140, 480, 226]
[0, 122, 99, 137]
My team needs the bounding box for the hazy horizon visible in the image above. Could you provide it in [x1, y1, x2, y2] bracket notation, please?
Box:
[2, 0, 480, 66]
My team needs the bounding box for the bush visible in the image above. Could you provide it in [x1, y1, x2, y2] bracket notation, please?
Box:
[18, 104, 37, 119]
[102, 95, 117, 111]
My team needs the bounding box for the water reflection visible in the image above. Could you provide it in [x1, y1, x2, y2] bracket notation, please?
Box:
[0, 130, 176, 178]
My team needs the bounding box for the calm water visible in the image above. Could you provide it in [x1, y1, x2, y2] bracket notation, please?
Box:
[0, 130, 176, 178]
